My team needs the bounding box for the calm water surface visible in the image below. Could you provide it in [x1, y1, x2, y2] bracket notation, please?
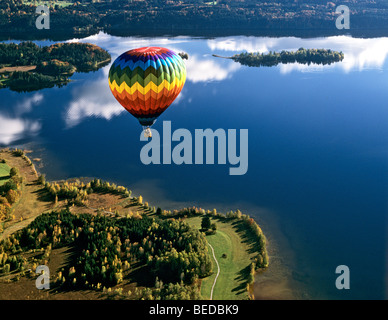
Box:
[1, 33, 388, 299]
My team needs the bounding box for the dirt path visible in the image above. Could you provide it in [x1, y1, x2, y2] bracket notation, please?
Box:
[0, 217, 36, 241]
[0, 66, 36, 73]
[0, 150, 54, 240]
[208, 243, 220, 300]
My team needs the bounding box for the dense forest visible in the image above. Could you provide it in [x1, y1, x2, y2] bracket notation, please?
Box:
[0, 149, 269, 300]
[0, 41, 110, 71]
[0, 41, 111, 92]
[228, 48, 345, 67]
[0, 150, 25, 221]
[1, 0, 388, 39]
[0, 210, 212, 299]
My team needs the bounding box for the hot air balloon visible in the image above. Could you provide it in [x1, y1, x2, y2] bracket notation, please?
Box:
[108, 47, 186, 137]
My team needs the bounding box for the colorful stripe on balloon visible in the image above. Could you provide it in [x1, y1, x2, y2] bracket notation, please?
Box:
[108, 47, 186, 126]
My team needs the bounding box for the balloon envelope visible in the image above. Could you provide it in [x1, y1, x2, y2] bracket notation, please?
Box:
[108, 47, 186, 128]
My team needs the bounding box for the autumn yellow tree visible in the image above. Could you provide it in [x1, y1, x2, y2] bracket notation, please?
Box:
[6, 189, 19, 205]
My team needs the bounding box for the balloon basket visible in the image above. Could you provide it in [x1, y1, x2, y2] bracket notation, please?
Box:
[143, 127, 152, 138]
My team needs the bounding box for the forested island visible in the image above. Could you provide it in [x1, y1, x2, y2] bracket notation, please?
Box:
[214, 48, 345, 67]
[2, 0, 388, 40]
[0, 41, 111, 92]
[0, 149, 268, 300]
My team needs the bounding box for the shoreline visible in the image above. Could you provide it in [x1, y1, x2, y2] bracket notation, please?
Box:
[116, 179, 303, 300]
[0, 147, 271, 300]
[252, 214, 305, 300]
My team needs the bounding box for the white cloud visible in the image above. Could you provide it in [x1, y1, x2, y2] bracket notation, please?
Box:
[185, 54, 240, 83]
[15, 93, 44, 115]
[62, 33, 388, 127]
[208, 36, 276, 54]
[65, 67, 188, 127]
[65, 66, 124, 127]
[67, 31, 192, 61]
[278, 62, 327, 74]
[0, 115, 40, 145]
[68, 32, 241, 84]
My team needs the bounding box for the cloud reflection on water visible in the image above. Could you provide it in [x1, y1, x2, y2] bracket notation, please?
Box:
[15, 93, 44, 115]
[64, 35, 242, 127]
[207, 35, 388, 73]
[4, 33, 387, 132]
[0, 93, 43, 145]
[62, 33, 388, 127]
[0, 114, 40, 145]
[185, 54, 240, 83]
[65, 66, 123, 127]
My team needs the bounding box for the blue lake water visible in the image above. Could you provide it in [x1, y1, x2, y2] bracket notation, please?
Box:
[1, 33, 387, 299]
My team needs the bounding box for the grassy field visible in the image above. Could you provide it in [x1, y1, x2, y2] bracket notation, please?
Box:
[0, 163, 10, 186]
[185, 216, 256, 300]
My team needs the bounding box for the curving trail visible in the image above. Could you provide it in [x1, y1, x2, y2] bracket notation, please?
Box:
[208, 243, 220, 300]
[0, 217, 35, 241]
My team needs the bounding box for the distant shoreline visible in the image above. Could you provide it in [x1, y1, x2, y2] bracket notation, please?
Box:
[3, 28, 388, 43]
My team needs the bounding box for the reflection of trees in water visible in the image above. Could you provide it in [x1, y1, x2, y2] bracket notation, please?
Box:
[5, 71, 69, 93]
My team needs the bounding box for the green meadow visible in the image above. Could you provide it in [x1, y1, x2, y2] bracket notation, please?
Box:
[0, 162, 10, 186]
[186, 216, 256, 300]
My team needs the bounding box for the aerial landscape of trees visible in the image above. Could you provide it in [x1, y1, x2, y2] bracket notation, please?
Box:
[0, 41, 111, 91]
[42, 177, 131, 206]
[0, 152, 24, 222]
[228, 48, 345, 67]
[0, 203, 267, 299]
[0, 41, 110, 70]
[157, 206, 268, 270]
[0, 209, 212, 299]
[0, 150, 269, 300]
[1, 0, 388, 39]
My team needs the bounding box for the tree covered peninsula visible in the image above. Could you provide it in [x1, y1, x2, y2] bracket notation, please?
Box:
[0, 41, 111, 92]
[0, 149, 268, 300]
[222, 48, 344, 67]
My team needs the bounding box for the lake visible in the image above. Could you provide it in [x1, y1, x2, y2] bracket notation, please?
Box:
[1, 33, 387, 299]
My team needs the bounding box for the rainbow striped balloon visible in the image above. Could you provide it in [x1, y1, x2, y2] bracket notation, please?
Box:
[108, 47, 186, 130]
